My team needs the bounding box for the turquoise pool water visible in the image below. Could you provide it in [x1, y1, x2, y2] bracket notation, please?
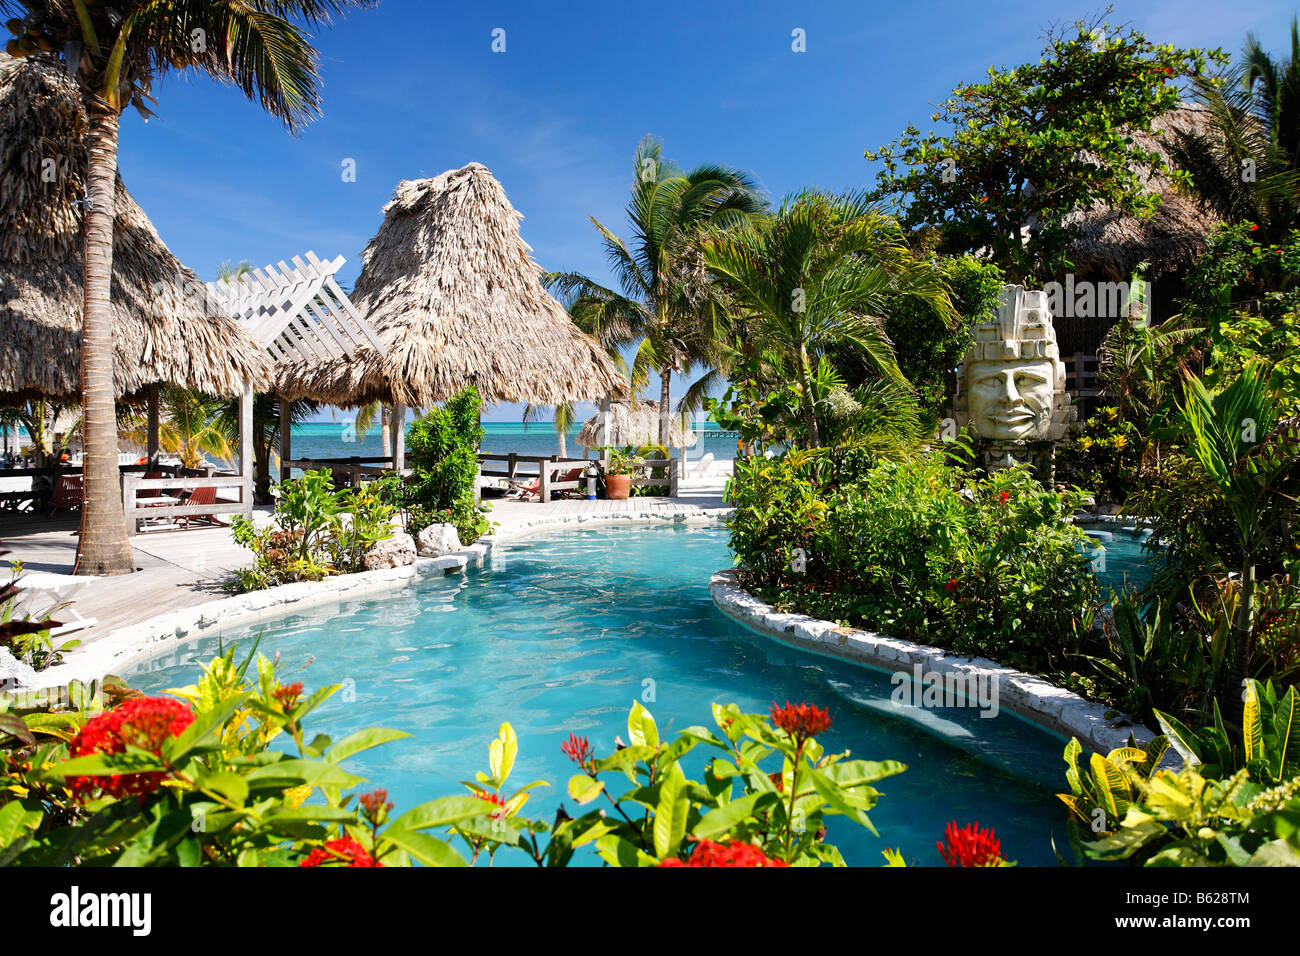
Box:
[1081, 524, 1159, 594]
[126, 525, 1076, 866]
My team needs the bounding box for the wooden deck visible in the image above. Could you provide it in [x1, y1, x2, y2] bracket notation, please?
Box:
[0, 478, 729, 649]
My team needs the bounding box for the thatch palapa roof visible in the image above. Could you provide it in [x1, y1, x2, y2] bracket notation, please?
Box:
[1062, 105, 1224, 281]
[0, 57, 270, 404]
[275, 162, 626, 408]
[577, 400, 696, 450]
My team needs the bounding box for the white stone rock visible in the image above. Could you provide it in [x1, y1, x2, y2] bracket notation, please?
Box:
[0, 647, 38, 690]
[416, 523, 463, 557]
[363, 532, 417, 570]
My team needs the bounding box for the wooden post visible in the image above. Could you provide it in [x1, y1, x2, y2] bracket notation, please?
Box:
[391, 403, 406, 473]
[239, 384, 254, 516]
[279, 397, 292, 483]
[146, 383, 160, 465]
[539, 465, 551, 504]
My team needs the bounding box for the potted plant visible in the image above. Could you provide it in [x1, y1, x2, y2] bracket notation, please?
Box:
[602, 447, 643, 500]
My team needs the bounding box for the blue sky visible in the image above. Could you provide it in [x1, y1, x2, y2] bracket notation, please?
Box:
[117, 0, 1299, 422]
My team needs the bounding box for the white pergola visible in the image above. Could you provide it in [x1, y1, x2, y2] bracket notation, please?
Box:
[207, 251, 393, 479]
[124, 252, 390, 534]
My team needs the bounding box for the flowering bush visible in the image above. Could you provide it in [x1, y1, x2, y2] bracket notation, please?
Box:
[728, 449, 1099, 678]
[0, 648, 913, 868]
[1056, 405, 1146, 504]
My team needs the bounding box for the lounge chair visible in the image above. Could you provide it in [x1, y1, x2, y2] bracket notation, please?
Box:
[11, 571, 99, 637]
[46, 475, 82, 518]
[177, 486, 226, 528]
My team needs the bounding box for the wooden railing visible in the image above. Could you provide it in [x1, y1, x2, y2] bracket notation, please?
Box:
[629, 458, 681, 497]
[122, 474, 252, 536]
[281, 457, 394, 486]
[477, 453, 593, 503]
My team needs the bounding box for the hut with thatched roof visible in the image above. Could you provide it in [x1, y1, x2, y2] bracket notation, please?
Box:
[0, 57, 270, 526]
[0, 57, 271, 405]
[577, 400, 696, 451]
[1054, 104, 1223, 357]
[274, 163, 626, 441]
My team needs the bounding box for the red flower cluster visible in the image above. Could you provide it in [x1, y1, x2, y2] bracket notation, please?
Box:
[659, 839, 788, 867]
[359, 788, 394, 820]
[996, 491, 1010, 505]
[272, 681, 304, 710]
[560, 733, 594, 768]
[770, 701, 832, 740]
[66, 697, 195, 799]
[299, 836, 381, 867]
[477, 790, 509, 820]
[767, 771, 785, 793]
[937, 821, 1004, 867]
[945, 578, 958, 592]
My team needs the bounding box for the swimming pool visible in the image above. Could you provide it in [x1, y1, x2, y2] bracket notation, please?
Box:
[1081, 524, 1159, 594]
[125, 524, 1074, 866]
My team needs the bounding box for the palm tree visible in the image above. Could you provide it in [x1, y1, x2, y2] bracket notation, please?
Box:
[522, 402, 577, 458]
[545, 136, 766, 447]
[1169, 19, 1300, 248]
[0, 401, 80, 466]
[1174, 361, 1300, 716]
[700, 190, 955, 448]
[120, 386, 234, 469]
[0, 1, 373, 575]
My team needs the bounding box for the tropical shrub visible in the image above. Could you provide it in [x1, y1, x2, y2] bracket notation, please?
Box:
[1058, 680, 1300, 866]
[0, 648, 913, 868]
[1056, 405, 1147, 504]
[728, 449, 1099, 679]
[402, 388, 489, 544]
[230, 470, 395, 591]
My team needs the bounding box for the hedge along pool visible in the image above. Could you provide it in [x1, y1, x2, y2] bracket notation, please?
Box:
[125, 524, 1093, 866]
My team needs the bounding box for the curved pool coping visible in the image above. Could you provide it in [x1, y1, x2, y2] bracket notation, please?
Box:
[708, 568, 1160, 756]
[20, 508, 733, 693]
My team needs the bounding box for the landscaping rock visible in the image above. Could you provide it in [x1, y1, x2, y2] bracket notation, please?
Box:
[363, 533, 417, 570]
[0, 647, 38, 690]
[416, 523, 462, 557]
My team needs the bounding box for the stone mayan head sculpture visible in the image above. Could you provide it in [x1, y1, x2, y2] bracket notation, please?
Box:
[954, 284, 1073, 443]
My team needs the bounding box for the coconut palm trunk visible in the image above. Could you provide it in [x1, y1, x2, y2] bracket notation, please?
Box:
[658, 366, 673, 448]
[74, 100, 134, 576]
[1230, 559, 1256, 709]
[797, 344, 821, 448]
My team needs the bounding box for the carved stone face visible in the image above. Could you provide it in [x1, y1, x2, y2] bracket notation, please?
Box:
[965, 358, 1055, 441]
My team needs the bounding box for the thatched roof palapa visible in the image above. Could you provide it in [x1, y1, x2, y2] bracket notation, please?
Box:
[0, 57, 270, 404]
[275, 162, 626, 408]
[577, 400, 696, 450]
[1062, 105, 1224, 281]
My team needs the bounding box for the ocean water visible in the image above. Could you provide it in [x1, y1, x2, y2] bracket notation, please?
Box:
[126, 524, 1072, 867]
[289, 420, 740, 464]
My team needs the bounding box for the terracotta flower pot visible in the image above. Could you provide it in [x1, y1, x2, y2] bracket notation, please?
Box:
[606, 474, 632, 500]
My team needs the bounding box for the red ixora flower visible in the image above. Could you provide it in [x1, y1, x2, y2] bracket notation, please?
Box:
[658, 839, 788, 867]
[945, 578, 958, 592]
[477, 790, 509, 819]
[560, 733, 594, 768]
[997, 491, 1010, 505]
[359, 788, 394, 819]
[1250, 223, 1260, 231]
[65, 697, 195, 800]
[769, 701, 833, 739]
[272, 681, 304, 710]
[299, 836, 382, 867]
[937, 821, 1004, 867]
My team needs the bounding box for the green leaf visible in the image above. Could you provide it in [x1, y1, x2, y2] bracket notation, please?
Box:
[164, 692, 251, 763]
[567, 774, 605, 805]
[245, 759, 364, 790]
[488, 722, 518, 786]
[0, 800, 40, 852]
[692, 791, 780, 840]
[380, 827, 468, 867]
[193, 771, 249, 805]
[653, 762, 690, 859]
[595, 833, 659, 867]
[819, 759, 907, 787]
[326, 728, 411, 764]
[627, 700, 660, 750]
[389, 796, 491, 832]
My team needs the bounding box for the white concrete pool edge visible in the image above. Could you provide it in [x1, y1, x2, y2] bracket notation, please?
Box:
[21, 508, 733, 692]
[708, 568, 1159, 756]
